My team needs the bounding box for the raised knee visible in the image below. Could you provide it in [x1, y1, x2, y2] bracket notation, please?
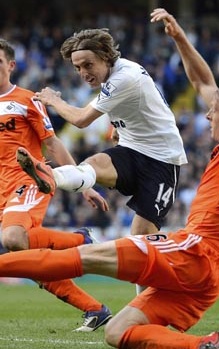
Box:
[104, 319, 122, 348]
[1, 227, 28, 251]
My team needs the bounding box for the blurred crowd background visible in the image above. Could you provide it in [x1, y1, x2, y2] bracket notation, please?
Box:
[1, 0, 219, 241]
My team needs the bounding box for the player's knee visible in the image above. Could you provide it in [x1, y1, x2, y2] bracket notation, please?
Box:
[104, 319, 123, 347]
[85, 153, 117, 187]
[1, 227, 28, 251]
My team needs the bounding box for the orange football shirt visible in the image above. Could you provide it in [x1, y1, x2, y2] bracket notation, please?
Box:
[0, 85, 55, 212]
[184, 144, 219, 243]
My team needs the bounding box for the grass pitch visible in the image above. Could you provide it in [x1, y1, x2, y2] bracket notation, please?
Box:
[0, 277, 218, 349]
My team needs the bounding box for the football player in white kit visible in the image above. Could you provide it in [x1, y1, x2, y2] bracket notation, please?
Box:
[17, 28, 187, 237]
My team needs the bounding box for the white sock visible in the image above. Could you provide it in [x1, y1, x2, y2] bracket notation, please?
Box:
[136, 284, 147, 295]
[52, 162, 96, 192]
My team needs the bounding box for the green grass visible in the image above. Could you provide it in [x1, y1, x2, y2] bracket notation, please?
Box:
[0, 277, 218, 349]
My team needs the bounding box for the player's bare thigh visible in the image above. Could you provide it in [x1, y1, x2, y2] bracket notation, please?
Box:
[78, 240, 118, 278]
[105, 305, 149, 347]
[85, 153, 118, 187]
[131, 214, 158, 235]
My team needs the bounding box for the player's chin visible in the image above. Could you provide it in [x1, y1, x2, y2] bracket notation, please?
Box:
[212, 131, 219, 142]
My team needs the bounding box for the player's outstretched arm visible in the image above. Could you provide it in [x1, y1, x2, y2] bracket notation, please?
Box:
[34, 87, 102, 128]
[150, 8, 218, 107]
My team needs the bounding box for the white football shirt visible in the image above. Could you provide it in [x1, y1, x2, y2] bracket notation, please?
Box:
[90, 58, 187, 165]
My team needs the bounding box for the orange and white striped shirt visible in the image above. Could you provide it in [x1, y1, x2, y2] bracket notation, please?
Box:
[0, 84, 54, 212]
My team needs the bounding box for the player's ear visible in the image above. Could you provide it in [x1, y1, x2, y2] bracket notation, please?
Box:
[9, 59, 16, 72]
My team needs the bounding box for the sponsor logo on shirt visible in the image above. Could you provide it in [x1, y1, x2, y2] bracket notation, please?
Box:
[0, 117, 15, 131]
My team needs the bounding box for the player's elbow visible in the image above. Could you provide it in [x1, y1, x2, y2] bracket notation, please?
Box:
[73, 118, 90, 128]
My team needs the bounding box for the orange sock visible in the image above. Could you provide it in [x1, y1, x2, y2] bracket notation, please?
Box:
[119, 324, 201, 349]
[28, 227, 84, 249]
[41, 279, 102, 312]
[0, 248, 82, 281]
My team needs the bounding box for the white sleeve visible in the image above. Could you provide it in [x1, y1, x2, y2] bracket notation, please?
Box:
[90, 72, 136, 113]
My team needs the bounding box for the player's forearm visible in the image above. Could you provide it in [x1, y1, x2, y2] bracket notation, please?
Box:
[50, 98, 89, 127]
[173, 31, 216, 94]
[35, 87, 92, 127]
[51, 146, 76, 166]
[45, 136, 76, 166]
[150, 8, 217, 104]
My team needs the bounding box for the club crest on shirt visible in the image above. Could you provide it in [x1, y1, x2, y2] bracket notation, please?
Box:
[99, 81, 116, 100]
[6, 101, 16, 112]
